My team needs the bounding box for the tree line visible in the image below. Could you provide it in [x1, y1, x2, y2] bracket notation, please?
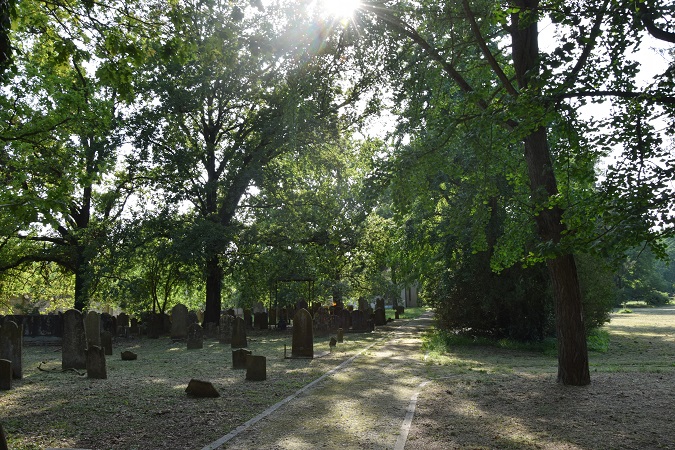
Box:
[0, 0, 674, 385]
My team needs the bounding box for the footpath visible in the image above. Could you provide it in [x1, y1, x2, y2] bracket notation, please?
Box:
[202, 312, 434, 450]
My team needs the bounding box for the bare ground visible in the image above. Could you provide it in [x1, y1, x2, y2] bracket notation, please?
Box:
[1, 306, 674, 450]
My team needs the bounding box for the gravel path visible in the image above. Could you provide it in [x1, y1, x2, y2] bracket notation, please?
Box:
[205, 313, 434, 450]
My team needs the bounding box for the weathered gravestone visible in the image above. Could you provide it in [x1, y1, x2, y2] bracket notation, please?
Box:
[291, 308, 313, 358]
[187, 323, 204, 350]
[374, 307, 386, 327]
[0, 321, 22, 379]
[171, 304, 189, 340]
[121, 350, 137, 361]
[329, 336, 337, 351]
[185, 379, 219, 398]
[86, 345, 107, 379]
[243, 309, 253, 330]
[231, 317, 248, 349]
[337, 328, 344, 343]
[0, 359, 11, 390]
[84, 311, 101, 349]
[100, 313, 116, 337]
[232, 348, 252, 370]
[147, 313, 163, 339]
[246, 355, 266, 381]
[62, 309, 87, 370]
[340, 309, 351, 330]
[219, 315, 233, 344]
[100, 331, 113, 356]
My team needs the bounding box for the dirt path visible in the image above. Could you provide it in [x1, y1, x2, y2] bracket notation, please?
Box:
[205, 313, 434, 450]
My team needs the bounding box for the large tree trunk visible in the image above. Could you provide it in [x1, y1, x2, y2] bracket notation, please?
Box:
[73, 249, 89, 311]
[204, 256, 223, 326]
[512, 1, 590, 386]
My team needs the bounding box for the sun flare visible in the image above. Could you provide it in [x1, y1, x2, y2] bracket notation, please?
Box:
[319, 0, 361, 19]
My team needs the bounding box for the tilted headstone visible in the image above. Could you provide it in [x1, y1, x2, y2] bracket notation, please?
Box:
[291, 308, 313, 358]
[0, 321, 22, 378]
[171, 304, 189, 340]
[0, 359, 11, 390]
[231, 317, 247, 349]
[246, 355, 266, 381]
[86, 345, 107, 379]
[232, 348, 252, 370]
[219, 315, 233, 344]
[185, 379, 219, 398]
[62, 309, 87, 370]
[84, 311, 101, 349]
[374, 307, 386, 326]
[100, 331, 113, 356]
[186, 323, 204, 350]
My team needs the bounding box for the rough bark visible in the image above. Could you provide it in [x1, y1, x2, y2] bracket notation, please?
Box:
[514, 1, 590, 385]
[204, 256, 223, 326]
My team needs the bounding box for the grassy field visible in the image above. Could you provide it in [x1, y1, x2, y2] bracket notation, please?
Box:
[0, 308, 427, 450]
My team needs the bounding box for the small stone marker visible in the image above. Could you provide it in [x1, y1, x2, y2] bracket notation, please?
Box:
[63, 309, 87, 370]
[86, 346, 107, 379]
[100, 331, 113, 356]
[0, 359, 11, 390]
[231, 316, 247, 349]
[0, 321, 22, 379]
[121, 351, 137, 361]
[232, 349, 252, 370]
[187, 323, 204, 350]
[171, 304, 189, 340]
[246, 355, 266, 381]
[185, 379, 220, 397]
[291, 308, 313, 358]
[84, 311, 101, 348]
[337, 328, 344, 343]
[329, 337, 337, 352]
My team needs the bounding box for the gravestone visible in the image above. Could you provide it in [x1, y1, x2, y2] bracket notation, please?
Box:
[243, 309, 253, 330]
[246, 355, 266, 381]
[84, 311, 101, 348]
[358, 297, 368, 311]
[231, 317, 247, 349]
[171, 304, 189, 340]
[232, 348, 252, 370]
[100, 313, 116, 337]
[86, 345, 107, 379]
[117, 313, 130, 328]
[254, 312, 268, 330]
[340, 309, 351, 330]
[0, 321, 22, 379]
[187, 323, 204, 350]
[0, 359, 11, 390]
[291, 308, 313, 358]
[219, 315, 233, 344]
[121, 350, 137, 361]
[375, 297, 385, 310]
[100, 331, 113, 356]
[329, 336, 337, 351]
[185, 379, 219, 398]
[374, 307, 386, 327]
[337, 328, 344, 343]
[62, 309, 87, 370]
[129, 318, 139, 336]
[147, 313, 162, 339]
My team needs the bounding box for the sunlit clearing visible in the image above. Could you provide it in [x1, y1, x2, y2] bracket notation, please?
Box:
[319, 0, 361, 18]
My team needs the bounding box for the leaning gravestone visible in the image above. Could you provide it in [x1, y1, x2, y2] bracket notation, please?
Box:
[185, 379, 219, 398]
[246, 355, 266, 381]
[63, 309, 87, 370]
[100, 331, 113, 356]
[291, 308, 313, 358]
[231, 317, 247, 349]
[86, 345, 107, 379]
[0, 321, 22, 379]
[84, 311, 101, 349]
[232, 348, 252, 370]
[171, 304, 189, 340]
[0, 359, 11, 390]
[219, 315, 233, 344]
[187, 323, 204, 350]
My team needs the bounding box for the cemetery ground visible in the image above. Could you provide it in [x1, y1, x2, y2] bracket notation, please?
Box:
[0, 306, 673, 449]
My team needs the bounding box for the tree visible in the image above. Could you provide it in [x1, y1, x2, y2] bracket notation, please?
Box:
[0, 0, 148, 310]
[131, 0, 372, 324]
[359, 0, 675, 384]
